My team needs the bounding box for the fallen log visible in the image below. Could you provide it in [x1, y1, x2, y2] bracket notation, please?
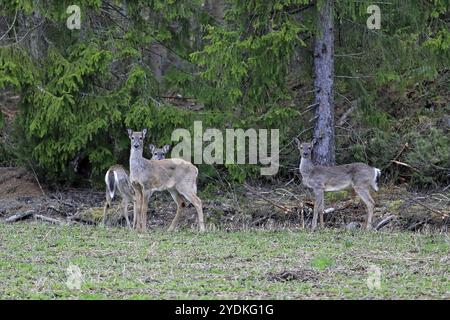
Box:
[404, 196, 445, 217]
[375, 215, 396, 231]
[243, 183, 294, 214]
[34, 214, 65, 224]
[391, 160, 420, 172]
[4, 210, 34, 223]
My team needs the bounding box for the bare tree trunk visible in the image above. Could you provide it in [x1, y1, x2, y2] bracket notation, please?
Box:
[24, 0, 47, 60]
[150, 42, 167, 83]
[204, 0, 225, 22]
[312, 0, 335, 166]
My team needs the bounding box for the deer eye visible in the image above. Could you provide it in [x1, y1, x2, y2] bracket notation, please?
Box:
[139, 137, 142, 140]
[131, 137, 134, 140]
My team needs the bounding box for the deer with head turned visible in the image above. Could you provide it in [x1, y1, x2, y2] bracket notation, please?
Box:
[148, 144, 171, 160]
[294, 138, 381, 230]
[128, 128, 205, 232]
[102, 144, 171, 227]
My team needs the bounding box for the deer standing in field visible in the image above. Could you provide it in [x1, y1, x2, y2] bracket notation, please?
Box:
[128, 129, 205, 232]
[102, 144, 171, 227]
[294, 138, 381, 230]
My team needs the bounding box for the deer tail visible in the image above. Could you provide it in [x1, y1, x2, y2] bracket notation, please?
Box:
[372, 167, 381, 191]
[105, 169, 116, 199]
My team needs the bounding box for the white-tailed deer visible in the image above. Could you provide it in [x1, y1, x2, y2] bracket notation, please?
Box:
[149, 144, 171, 160]
[102, 145, 170, 227]
[103, 165, 134, 228]
[294, 138, 381, 230]
[128, 129, 205, 232]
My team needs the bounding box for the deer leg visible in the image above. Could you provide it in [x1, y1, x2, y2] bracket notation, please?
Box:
[131, 194, 137, 229]
[132, 183, 143, 230]
[138, 189, 152, 232]
[168, 189, 185, 232]
[319, 195, 325, 228]
[312, 189, 324, 230]
[136, 192, 143, 230]
[354, 187, 375, 230]
[122, 198, 131, 228]
[180, 191, 205, 232]
[102, 189, 111, 226]
[138, 197, 147, 232]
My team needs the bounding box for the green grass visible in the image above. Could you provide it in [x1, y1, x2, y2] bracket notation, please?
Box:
[0, 222, 448, 299]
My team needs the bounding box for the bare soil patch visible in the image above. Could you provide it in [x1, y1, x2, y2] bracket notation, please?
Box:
[267, 269, 320, 283]
[0, 167, 43, 199]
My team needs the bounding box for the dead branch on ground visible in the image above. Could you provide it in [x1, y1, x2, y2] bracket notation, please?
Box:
[4, 210, 35, 223]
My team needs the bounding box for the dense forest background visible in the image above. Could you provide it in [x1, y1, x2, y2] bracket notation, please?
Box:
[0, 0, 449, 189]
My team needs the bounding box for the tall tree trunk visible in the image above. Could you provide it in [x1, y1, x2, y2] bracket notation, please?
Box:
[204, 0, 225, 22]
[24, 0, 47, 61]
[312, 0, 335, 166]
[149, 42, 167, 83]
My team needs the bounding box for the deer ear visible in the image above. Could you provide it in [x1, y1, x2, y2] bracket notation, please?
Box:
[311, 138, 317, 146]
[293, 137, 301, 148]
[163, 145, 171, 154]
[148, 144, 155, 153]
[142, 128, 148, 138]
[127, 129, 133, 138]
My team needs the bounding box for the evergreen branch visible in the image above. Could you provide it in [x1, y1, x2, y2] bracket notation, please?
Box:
[335, 75, 373, 79]
[284, 2, 316, 15]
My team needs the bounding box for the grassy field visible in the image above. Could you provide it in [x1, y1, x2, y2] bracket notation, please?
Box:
[0, 222, 448, 299]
